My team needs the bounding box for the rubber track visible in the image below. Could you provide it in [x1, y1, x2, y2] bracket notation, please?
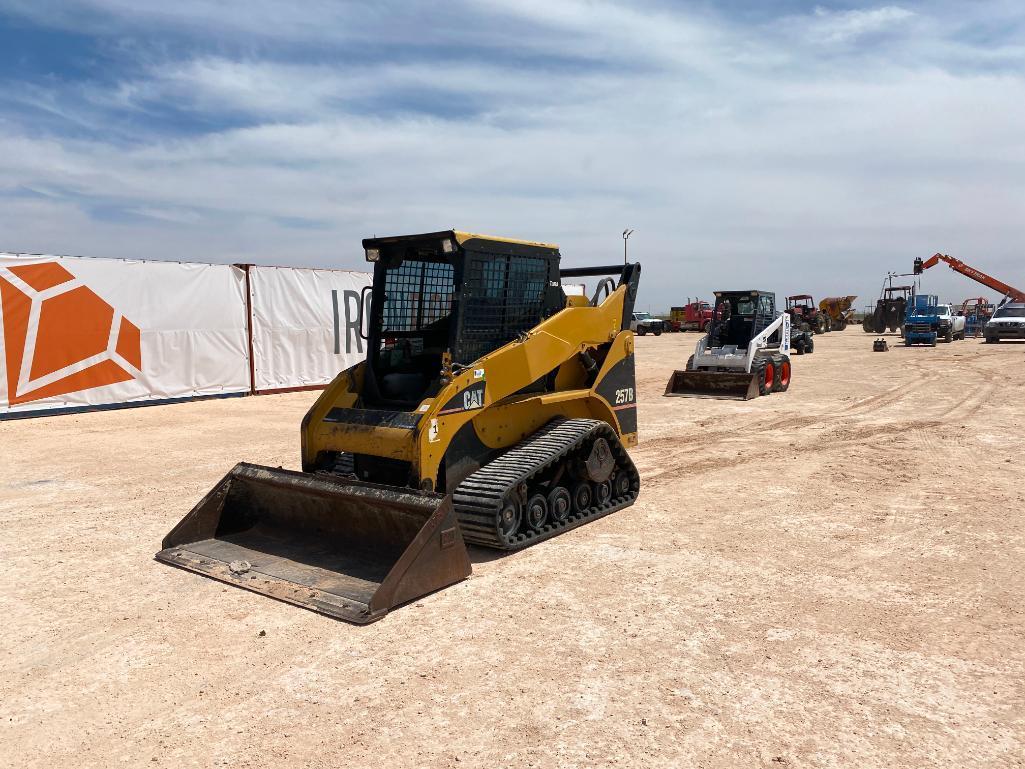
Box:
[452, 418, 640, 551]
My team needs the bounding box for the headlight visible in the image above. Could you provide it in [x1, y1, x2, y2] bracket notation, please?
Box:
[441, 238, 455, 253]
[365, 247, 380, 262]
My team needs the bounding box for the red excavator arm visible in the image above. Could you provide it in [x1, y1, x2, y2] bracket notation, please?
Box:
[915, 253, 1025, 302]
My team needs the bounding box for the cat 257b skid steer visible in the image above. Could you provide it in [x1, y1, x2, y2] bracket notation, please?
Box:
[158, 231, 642, 624]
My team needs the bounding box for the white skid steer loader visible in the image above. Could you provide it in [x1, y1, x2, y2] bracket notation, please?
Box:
[664, 290, 792, 400]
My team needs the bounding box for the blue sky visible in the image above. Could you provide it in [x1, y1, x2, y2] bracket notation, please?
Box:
[1, 0, 1023, 309]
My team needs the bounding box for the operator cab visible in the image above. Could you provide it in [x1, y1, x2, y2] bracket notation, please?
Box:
[709, 290, 778, 349]
[361, 231, 564, 409]
[786, 295, 814, 313]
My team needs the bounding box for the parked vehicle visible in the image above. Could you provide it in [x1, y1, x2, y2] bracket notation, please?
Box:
[158, 230, 643, 623]
[791, 326, 815, 355]
[984, 302, 1025, 343]
[904, 294, 940, 346]
[669, 301, 713, 333]
[786, 295, 829, 333]
[960, 298, 994, 337]
[866, 276, 913, 334]
[915, 253, 1025, 342]
[818, 295, 857, 331]
[934, 304, 966, 342]
[631, 311, 664, 336]
[664, 290, 792, 400]
[861, 304, 878, 333]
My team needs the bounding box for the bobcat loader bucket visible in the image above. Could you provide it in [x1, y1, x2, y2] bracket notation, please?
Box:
[663, 370, 760, 400]
[156, 463, 471, 624]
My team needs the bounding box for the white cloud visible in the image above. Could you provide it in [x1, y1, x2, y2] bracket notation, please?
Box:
[0, 1, 1023, 309]
[802, 5, 915, 45]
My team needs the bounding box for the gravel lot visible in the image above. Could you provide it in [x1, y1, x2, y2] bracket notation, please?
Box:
[2, 329, 1023, 768]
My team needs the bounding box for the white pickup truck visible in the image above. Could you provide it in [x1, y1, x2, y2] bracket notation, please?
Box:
[630, 311, 664, 336]
[936, 304, 966, 342]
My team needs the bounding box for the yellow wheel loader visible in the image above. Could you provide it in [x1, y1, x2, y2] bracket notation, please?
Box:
[158, 231, 642, 624]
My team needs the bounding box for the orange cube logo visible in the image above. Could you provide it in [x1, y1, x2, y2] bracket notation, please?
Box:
[0, 261, 142, 405]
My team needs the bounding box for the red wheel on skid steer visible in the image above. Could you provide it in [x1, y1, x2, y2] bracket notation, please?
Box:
[764, 360, 775, 393]
[774, 355, 791, 392]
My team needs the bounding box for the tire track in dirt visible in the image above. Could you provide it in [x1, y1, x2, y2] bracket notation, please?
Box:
[632, 338, 1013, 557]
[637, 364, 939, 477]
[639, 416, 950, 489]
[941, 382, 996, 422]
[642, 355, 942, 462]
[841, 368, 939, 417]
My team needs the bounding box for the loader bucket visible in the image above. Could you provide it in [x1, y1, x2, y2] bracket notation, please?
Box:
[663, 370, 760, 400]
[156, 463, 471, 624]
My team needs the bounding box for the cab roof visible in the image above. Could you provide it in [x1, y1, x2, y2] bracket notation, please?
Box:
[362, 230, 558, 250]
[713, 290, 774, 297]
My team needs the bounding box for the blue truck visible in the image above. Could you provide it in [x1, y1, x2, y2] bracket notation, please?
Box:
[904, 294, 940, 346]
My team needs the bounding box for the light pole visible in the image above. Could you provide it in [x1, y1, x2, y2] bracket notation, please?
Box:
[622, 229, 634, 264]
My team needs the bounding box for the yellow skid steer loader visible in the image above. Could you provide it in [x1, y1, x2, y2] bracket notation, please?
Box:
[158, 231, 642, 623]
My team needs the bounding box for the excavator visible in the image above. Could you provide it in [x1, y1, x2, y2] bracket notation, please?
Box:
[157, 231, 642, 624]
[915, 253, 1025, 303]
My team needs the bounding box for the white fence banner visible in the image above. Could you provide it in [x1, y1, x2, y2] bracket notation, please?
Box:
[0, 254, 250, 415]
[248, 265, 372, 393]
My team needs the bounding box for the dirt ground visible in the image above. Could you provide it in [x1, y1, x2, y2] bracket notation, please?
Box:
[2, 329, 1023, 769]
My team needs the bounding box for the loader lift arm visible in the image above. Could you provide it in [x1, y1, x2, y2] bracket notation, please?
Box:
[915, 254, 1025, 303]
[744, 312, 791, 370]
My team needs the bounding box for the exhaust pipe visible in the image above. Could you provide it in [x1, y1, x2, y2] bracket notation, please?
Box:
[156, 463, 471, 624]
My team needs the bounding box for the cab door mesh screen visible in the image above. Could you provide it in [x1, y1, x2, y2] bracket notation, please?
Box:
[380, 260, 455, 333]
[458, 254, 547, 363]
